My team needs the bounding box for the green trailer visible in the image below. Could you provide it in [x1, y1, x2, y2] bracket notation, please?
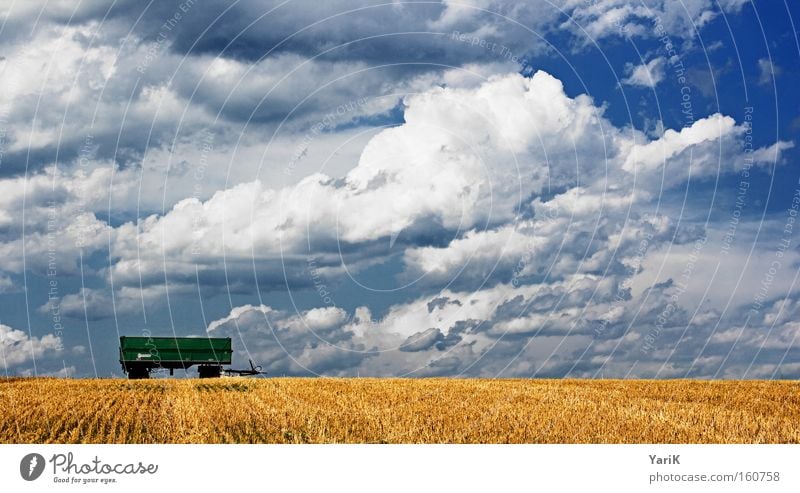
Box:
[119, 336, 261, 379]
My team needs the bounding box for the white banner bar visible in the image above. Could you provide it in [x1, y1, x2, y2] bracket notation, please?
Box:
[1, 444, 797, 492]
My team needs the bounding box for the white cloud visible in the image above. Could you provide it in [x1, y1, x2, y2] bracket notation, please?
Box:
[207, 304, 372, 375]
[196, 202, 800, 377]
[1, 66, 787, 385]
[207, 304, 273, 332]
[206, 260, 799, 377]
[104, 71, 608, 284]
[48, 285, 177, 321]
[0, 324, 63, 368]
[201, 272, 661, 376]
[622, 57, 666, 88]
[0, 0, 749, 176]
[623, 113, 735, 171]
[757, 58, 782, 86]
[14, 68, 778, 322]
[110, 71, 779, 269]
[563, 0, 748, 42]
[1, 0, 796, 379]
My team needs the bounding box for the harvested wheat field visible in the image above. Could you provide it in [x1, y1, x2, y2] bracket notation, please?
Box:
[0, 378, 798, 443]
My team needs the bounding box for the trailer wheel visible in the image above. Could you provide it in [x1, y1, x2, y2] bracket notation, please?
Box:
[198, 365, 222, 378]
[127, 366, 150, 379]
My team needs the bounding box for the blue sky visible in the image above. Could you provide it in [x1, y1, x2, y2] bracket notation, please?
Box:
[1, 0, 799, 378]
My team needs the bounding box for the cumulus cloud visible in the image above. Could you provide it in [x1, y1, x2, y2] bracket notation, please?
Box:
[207, 258, 800, 378]
[207, 304, 375, 375]
[0, 324, 63, 369]
[1, 1, 796, 378]
[0, 22, 403, 177]
[116, 71, 782, 261]
[23, 68, 782, 323]
[0, 0, 744, 175]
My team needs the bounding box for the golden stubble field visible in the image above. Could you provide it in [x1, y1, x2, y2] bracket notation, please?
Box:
[0, 378, 798, 443]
